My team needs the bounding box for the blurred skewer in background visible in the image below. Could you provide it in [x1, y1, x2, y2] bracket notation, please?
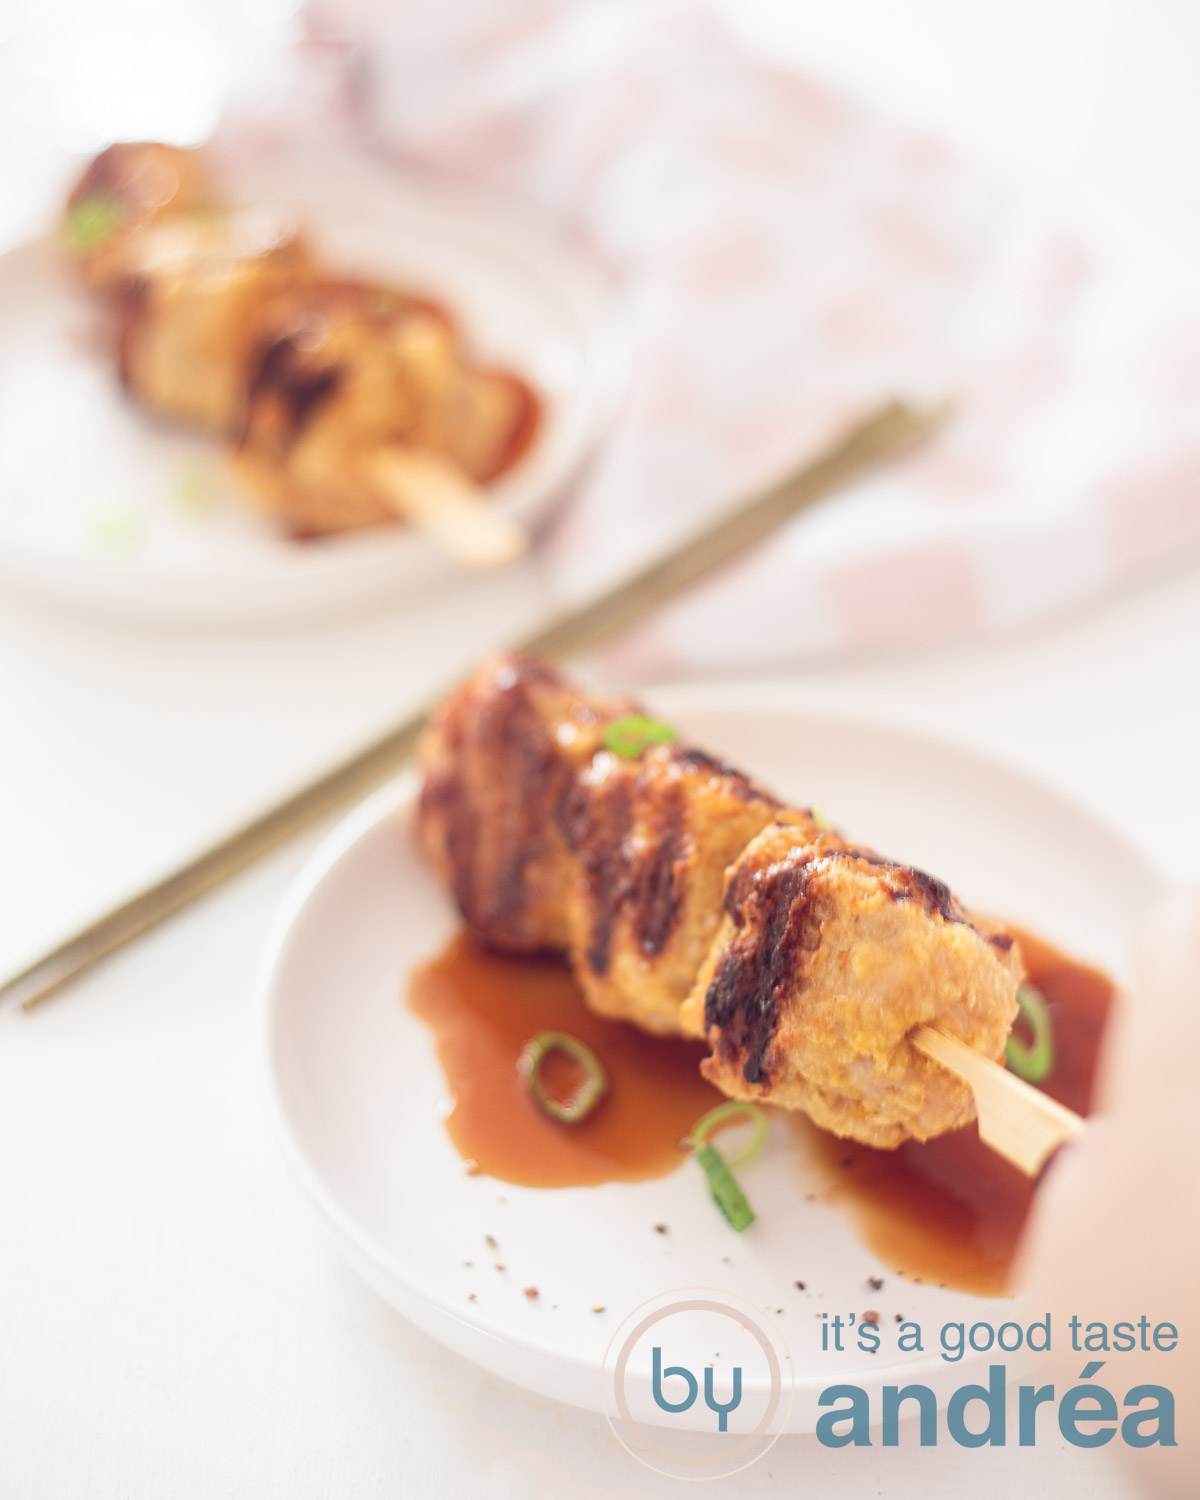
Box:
[63, 141, 536, 566]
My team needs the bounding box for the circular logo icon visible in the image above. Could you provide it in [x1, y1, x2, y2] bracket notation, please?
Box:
[602, 1287, 795, 1479]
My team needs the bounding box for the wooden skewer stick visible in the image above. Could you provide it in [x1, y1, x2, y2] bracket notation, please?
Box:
[365, 448, 528, 569]
[911, 1024, 1085, 1177]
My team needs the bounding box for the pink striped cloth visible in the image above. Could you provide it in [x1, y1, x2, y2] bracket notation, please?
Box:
[300, 0, 1200, 672]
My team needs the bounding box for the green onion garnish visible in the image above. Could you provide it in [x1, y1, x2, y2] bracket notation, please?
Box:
[176, 463, 217, 516]
[64, 195, 125, 255]
[518, 1031, 608, 1124]
[687, 1102, 766, 1232]
[1006, 983, 1055, 1084]
[688, 1101, 768, 1167]
[603, 714, 675, 759]
[693, 1143, 756, 1231]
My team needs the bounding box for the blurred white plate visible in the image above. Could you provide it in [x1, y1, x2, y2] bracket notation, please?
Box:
[0, 156, 629, 625]
[258, 699, 1161, 1431]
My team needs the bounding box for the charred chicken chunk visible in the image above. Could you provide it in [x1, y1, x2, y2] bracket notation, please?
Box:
[678, 818, 1022, 1147]
[233, 281, 537, 535]
[559, 744, 778, 1035]
[417, 656, 635, 952]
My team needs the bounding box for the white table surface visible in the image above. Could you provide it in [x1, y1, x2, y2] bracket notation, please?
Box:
[3, 2, 1200, 1496]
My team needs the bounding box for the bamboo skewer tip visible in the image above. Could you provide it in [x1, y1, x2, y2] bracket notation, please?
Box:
[366, 448, 528, 570]
[911, 1023, 1085, 1177]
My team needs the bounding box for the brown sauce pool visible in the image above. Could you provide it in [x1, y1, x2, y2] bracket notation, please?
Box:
[408, 933, 723, 1186]
[408, 926, 1115, 1294]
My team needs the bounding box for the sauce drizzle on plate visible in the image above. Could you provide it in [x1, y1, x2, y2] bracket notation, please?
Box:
[408, 926, 1114, 1295]
[408, 933, 721, 1187]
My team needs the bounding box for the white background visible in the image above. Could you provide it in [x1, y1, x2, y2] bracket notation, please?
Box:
[1, 1, 1199, 1496]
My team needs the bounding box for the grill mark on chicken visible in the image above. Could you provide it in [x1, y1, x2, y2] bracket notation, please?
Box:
[671, 746, 766, 799]
[632, 775, 687, 956]
[706, 852, 818, 1086]
[561, 767, 634, 975]
[557, 743, 774, 975]
[832, 841, 967, 928]
[244, 335, 342, 446]
[722, 849, 760, 920]
[886, 866, 961, 924]
[419, 657, 576, 948]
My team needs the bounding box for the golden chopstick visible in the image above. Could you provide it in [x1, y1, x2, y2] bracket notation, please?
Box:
[3, 397, 948, 1011]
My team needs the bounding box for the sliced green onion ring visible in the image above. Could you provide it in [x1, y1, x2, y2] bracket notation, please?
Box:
[518, 1030, 608, 1125]
[693, 1143, 756, 1232]
[688, 1101, 769, 1167]
[603, 714, 676, 760]
[65, 195, 125, 254]
[1006, 983, 1055, 1084]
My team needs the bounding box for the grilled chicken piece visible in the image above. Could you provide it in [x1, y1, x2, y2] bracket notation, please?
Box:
[116, 207, 313, 434]
[559, 745, 778, 1035]
[678, 817, 1022, 1147]
[417, 656, 636, 952]
[65, 142, 215, 291]
[233, 281, 538, 534]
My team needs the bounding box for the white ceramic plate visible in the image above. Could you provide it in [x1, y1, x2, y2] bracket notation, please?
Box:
[259, 699, 1161, 1432]
[0, 155, 629, 625]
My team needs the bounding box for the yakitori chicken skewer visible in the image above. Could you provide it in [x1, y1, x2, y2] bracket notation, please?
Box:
[62, 143, 538, 564]
[233, 280, 532, 558]
[417, 654, 1026, 1152]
